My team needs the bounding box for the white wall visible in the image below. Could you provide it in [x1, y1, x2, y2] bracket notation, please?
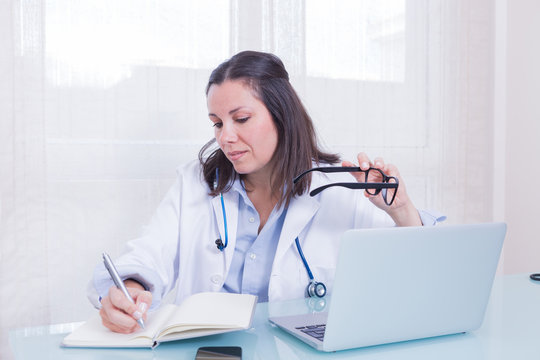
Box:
[503, 0, 540, 273]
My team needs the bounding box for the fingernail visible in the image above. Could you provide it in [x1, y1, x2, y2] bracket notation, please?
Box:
[133, 310, 142, 320]
[361, 162, 369, 169]
[138, 302, 148, 313]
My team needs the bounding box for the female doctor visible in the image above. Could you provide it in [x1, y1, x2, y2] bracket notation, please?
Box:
[89, 51, 443, 334]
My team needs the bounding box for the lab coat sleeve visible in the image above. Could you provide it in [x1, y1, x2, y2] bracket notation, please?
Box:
[88, 175, 183, 310]
[418, 209, 447, 226]
[352, 192, 446, 228]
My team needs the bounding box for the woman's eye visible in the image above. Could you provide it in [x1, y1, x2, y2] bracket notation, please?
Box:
[236, 117, 249, 123]
[212, 122, 223, 129]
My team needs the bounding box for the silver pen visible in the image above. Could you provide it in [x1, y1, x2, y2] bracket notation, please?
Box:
[102, 252, 145, 329]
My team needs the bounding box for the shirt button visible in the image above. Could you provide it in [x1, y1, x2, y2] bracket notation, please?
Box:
[249, 253, 257, 260]
[249, 217, 255, 223]
[210, 274, 222, 284]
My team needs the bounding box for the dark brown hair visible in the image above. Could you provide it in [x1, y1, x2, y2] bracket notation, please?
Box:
[198, 51, 339, 207]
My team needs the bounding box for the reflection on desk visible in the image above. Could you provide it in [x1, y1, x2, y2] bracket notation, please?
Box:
[9, 274, 540, 360]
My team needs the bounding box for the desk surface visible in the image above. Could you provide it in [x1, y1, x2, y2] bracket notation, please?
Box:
[9, 274, 540, 359]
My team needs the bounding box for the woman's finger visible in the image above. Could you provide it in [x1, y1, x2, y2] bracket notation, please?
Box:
[133, 290, 152, 322]
[109, 286, 138, 316]
[356, 152, 372, 170]
[100, 307, 139, 334]
[384, 163, 400, 178]
[342, 160, 365, 182]
[372, 157, 385, 170]
[98, 286, 145, 333]
[101, 295, 139, 331]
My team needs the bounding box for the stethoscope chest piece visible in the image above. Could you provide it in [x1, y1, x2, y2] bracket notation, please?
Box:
[307, 280, 327, 298]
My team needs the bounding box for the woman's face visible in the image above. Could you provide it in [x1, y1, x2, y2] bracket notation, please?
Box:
[207, 80, 279, 179]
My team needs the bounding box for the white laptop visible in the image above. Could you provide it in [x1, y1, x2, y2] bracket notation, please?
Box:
[269, 223, 506, 352]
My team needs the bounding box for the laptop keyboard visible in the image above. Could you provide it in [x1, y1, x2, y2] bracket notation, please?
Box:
[295, 324, 326, 342]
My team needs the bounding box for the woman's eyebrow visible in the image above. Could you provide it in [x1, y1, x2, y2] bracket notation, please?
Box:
[209, 106, 249, 118]
[228, 107, 242, 115]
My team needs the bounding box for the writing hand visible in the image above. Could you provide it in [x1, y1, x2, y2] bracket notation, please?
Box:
[99, 284, 152, 334]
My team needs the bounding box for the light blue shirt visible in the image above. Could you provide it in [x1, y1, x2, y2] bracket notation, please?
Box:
[222, 180, 287, 302]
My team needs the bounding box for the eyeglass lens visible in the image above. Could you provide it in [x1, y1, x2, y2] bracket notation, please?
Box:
[362, 168, 398, 205]
[381, 176, 398, 205]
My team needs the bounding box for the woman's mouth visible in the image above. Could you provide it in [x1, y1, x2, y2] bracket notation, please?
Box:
[228, 150, 247, 161]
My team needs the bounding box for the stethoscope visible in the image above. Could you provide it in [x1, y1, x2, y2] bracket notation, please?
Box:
[213, 169, 327, 298]
[214, 168, 229, 251]
[530, 273, 540, 281]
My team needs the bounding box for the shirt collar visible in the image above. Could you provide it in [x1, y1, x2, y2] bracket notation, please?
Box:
[229, 177, 288, 214]
[230, 177, 252, 207]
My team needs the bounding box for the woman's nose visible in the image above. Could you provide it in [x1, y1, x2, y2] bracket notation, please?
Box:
[218, 121, 238, 143]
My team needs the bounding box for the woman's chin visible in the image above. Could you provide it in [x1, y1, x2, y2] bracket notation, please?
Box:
[231, 164, 250, 175]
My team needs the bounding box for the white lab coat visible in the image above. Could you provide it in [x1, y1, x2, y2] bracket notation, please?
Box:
[89, 160, 397, 308]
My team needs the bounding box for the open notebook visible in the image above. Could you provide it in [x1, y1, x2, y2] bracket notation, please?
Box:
[62, 292, 257, 348]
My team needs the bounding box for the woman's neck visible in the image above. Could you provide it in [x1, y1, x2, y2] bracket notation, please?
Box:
[243, 173, 270, 192]
[242, 174, 279, 233]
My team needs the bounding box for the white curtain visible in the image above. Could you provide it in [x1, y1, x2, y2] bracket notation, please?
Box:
[0, 1, 494, 357]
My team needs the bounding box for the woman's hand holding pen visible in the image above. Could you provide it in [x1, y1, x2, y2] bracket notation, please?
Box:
[343, 152, 422, 227]
[99, 281, 152, 334]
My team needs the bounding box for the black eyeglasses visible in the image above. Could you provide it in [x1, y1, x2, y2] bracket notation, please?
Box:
[293, 166, 399, 206]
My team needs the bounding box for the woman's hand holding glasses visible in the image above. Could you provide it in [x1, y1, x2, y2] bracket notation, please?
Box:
[294, 152, 422, 227]
[343, 152, 421, 226]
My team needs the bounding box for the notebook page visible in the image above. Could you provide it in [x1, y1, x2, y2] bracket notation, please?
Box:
[160, 293, 255, 334]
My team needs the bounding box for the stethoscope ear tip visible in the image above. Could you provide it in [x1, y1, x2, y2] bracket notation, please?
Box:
[215, 239, 225, 251]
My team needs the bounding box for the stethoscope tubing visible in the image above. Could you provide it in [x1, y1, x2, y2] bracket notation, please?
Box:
[530, 273, 540, 281]
[215, 168, 229, 251]
[219, 192, 228, 250]
[295, 237, 315, 281]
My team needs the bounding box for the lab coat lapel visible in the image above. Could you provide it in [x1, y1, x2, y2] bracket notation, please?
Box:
[274, 168, 331, 265]
[211, 191, 239, 274]
[274, 194, 320, 266]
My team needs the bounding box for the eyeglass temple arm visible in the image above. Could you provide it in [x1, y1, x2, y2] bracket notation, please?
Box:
[293, 167, 364, 184]
[309, 182, 398, 197]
